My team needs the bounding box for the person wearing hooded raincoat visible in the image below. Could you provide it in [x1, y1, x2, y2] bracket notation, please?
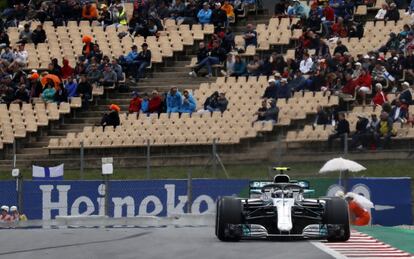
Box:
[179, 90, 196, 113]
[167, 87, 182, 113]
[41, 82, 56, 103]
[101, 104, 120, 130]
[336, 191, 372, 226]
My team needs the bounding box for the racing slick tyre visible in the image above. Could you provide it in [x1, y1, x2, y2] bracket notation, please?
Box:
[323, 198, 351, 242]
[215, 196, 243, 241]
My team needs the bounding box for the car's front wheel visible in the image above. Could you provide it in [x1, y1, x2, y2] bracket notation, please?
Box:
[215, 196, 243, 241]
[323, 197, 351, 242]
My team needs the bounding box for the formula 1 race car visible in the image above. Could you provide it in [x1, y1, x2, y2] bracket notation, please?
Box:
[215, 168, 350, 242]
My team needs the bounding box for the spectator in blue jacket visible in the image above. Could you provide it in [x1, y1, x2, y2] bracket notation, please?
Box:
[277, 78, 292, 99]
[141, 93, 150, 113]
[119, 45, 139, 78]
[231, 55, 247, 76]
[64, 76, 78, 98]
[179, 90, 196, 113]
[197, 2, 212, 24]
[167, 87, 182, 113]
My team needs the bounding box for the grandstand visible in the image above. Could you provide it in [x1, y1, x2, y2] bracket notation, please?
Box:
[0, 0, 414, 172]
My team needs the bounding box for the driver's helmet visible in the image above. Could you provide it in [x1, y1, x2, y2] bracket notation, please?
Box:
[273, 174, 290, 183]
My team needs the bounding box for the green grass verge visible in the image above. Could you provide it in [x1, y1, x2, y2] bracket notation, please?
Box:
[0, 159, 412, 180]
[354, 226, 414, 254]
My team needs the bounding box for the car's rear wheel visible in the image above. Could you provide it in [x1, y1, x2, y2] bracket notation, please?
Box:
[215, 196, 243, 241]
[323, 197, 350, 242]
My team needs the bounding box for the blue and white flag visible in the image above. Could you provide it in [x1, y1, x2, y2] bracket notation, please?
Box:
[32, 164, 64, 180]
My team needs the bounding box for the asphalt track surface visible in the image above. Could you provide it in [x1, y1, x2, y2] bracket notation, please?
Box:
[0, 227, 334, 259]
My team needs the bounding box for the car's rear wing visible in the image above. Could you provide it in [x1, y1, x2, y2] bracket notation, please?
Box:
[249, 180, 315, 198]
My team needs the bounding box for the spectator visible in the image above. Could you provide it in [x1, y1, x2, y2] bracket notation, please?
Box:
[9, 206, 26, 222]
[189, 41, 226, 77]
[375, 111, 394, 148]
[322, 2, 335, 37]
[222, 27, 235, 53]
[378, 33, 400, 54]
[216, 92, 228, 112]
[287, 0, 308, 17]
[299, 52, 313, 74]
[167, 87, 182, 113]
[262, 78, 278, 99]
[211, 2, 227, 28]
[398, 82, 413, 105]
[111, 58, 124, 81]
[64, 76, 78, 98]
[328, 112, 350, 150]
[120, 45, 139, 79]
[231, 55, 247, 76]
[372, 83, 387, 106]
[31, 24, 46, 45]
[19, 24, 32, 44]
[179, 90, 196, 113]
[101, 104, 120, 130]
[141, 93, 150, 113]
[81, 35, 94, 60]
[289, 70, 307, 91]
[350, 114, 370, 150]
[0, 31, 10, 48]
[28, 72, 43, 98]
[135, 43, 151, 81]
[204, 91, 219, 111]
[260, 99, 279, 122]
[355, 69, 372, 104]
[87, 64, 102, 86]
[0, 206, 11, 222]
[255, 99, 268, 121]
[314, 105, 330, 125]
[101, 64, 117, 87]
[274, 0, 288, 16]
[371, 62, 389, 85]
[10, 43, 28, 68]
[48, 58, 62, 77]
[384, 3, 399, 22]
[82, 3, 98, 21]
[221, 0, 235, 22]
[54, 83, 68, 103]
[221, 53, 235, 76]
[77, 75, 92, 109]
[331, 17, 347, 37]
[128, 91, 141, 113]
[243, 24, 257, 48]
[277, 78, 291, 99]
[352, 62, 363, 79]
[247, 54, 263, 76]
[112, 5, 128, 27]
[1, 46, 14, 63]
[390, 99, 408, 123]
[197, 2, 212, 25]
[12, 84, 29, 104]
[333, 40, 349, 55]
[61, 58, 74, 80]
[149, 90, 162, 113]
[98, 4, 113, 27]
[41, 82, 56, 103]
[374, 4, 387, 20]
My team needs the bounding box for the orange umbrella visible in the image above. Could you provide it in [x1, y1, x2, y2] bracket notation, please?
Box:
[109, 104, 121, 112]
[41, 74, 61, 89]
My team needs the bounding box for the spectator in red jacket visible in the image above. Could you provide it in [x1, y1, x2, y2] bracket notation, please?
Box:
[356, 69, 372, 105]
[341, 73, 358, 95]
[322, 2, 335, 37]
[61, 58, 74, 80]
[149, 90, 162, 113]
[372, 83, 388, 106]
[128, 91, 142, 113]
[331, 17, 347, 37]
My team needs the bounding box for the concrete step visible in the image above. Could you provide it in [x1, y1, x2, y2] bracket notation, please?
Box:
[57, 123, 95, 130]
[16, 147, 49, 155]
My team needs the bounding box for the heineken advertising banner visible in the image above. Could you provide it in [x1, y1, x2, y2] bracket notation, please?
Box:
[0, 178, 411, 225]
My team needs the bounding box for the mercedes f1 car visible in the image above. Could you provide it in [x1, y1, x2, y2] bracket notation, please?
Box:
[215, 169, 350, 242]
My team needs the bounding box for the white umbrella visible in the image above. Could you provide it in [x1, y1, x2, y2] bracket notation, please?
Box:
[319, 157, 366, 173]
[319, 157, 366, 191]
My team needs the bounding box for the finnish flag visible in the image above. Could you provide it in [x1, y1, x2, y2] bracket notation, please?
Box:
[32, 164, 64, 180]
